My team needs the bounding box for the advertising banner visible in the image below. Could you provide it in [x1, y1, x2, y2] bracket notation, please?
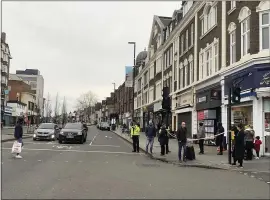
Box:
[125, 66, 133, 87]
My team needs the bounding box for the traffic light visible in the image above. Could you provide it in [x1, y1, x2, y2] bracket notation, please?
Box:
[232, 87, 241, 103]
[162, 87, 171, 110]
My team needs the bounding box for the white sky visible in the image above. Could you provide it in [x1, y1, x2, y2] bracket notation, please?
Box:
[2, 1, 181, 112]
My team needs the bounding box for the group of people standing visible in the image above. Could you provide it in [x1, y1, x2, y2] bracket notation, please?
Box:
[129, 120, 262, 168]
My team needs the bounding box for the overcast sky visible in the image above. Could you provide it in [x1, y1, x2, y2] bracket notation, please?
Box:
[2, 1, 180, 112]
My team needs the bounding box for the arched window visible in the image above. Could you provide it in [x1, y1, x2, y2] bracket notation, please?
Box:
[228, 22, 237, 64]
[188, 55, 194, 84]
[238, 6, 251, 57]
[201, 2, 217, 35]
[256, 1, 270, 50]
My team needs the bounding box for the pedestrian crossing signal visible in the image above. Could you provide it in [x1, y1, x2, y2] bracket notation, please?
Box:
[232, 87, 241, 103]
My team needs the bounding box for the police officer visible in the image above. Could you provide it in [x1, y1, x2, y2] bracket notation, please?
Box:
[131, 122, 141, 153]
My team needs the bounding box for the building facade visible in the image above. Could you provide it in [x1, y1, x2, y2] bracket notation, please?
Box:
[8, 74, 37, 124]
[1, 32, 12, 125]
[131, 1, 270, 155]
[15, 69, 44, 117]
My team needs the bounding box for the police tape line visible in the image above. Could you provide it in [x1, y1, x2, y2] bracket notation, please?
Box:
[168, 132, 225, 142]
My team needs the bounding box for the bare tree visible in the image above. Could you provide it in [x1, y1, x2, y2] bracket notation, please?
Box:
[54, 92, 60, 123]
[61, 97, 68, 125]
[44, 93, 52, 123]
[76, 91, 98, 122]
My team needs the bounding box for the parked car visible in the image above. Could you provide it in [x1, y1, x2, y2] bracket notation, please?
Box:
[33, 123, 60, 141]
[58, 123, 88, 144]
[100, 122, 110, 131]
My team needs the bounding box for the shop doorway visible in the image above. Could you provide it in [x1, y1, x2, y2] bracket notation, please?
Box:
[177, 112, 192, 138]
[264, 112, 270, 156]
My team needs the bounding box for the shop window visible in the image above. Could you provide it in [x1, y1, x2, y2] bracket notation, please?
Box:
[256, 1, 270, 51]
[232, 105, 253, 127]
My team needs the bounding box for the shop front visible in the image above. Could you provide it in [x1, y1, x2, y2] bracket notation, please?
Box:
[153, 101, 163, 126]
[223, 63, 270, 156]
[4, 106, 13, 126]
[175, 90, 194, 138]
[263, 98, 270, 156]
[196, 84, 222, 141]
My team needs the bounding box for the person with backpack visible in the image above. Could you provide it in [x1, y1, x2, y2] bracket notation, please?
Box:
[158, 124, 168, 156]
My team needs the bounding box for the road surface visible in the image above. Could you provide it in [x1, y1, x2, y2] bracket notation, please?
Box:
[1, 126, 269, 199]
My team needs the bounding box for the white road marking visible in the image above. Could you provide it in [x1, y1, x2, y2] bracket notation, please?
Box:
[38, 160, 42, 162]
[90, 144, 120, 148]
[89, 133, 99, 146]
[2, 147, 143, 155]
[105, 136, 112, 139]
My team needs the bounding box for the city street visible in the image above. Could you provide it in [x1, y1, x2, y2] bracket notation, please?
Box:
[1, 126, 269, 199]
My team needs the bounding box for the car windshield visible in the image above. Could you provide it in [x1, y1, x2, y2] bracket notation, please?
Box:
[38, 123, 55, 129]
[64, 123, 81, 130]
[103, 122, 109, 126]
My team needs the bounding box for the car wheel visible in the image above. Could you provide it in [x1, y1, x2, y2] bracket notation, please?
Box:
[80, 136, 84, 144]
[33, 138, 36, 141]
[58, 140, 62, 144]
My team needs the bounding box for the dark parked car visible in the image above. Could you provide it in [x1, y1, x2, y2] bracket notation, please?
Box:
[59, 123, 88, 144]
[33, 123, 60, 141]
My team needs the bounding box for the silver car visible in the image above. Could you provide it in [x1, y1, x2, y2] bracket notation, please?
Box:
[33, 123, 60, 141]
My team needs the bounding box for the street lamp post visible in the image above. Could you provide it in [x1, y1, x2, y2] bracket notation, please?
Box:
[128, 42, 136, 123]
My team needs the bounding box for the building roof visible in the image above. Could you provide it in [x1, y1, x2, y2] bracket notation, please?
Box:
[9, 74, 29, 85]
[136, 50, 148, 66]
[158, 16, 172, 27]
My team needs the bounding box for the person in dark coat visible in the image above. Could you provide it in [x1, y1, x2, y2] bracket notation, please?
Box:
[158, 124, 168, 156]
[176, 122, 187, 162]
[232, 123, 245, 168]
[14, 117, 24, 159]
[216, 122, 225, 155]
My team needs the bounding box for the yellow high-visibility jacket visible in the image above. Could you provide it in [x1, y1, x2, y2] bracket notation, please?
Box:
[130, 125, 140, 136]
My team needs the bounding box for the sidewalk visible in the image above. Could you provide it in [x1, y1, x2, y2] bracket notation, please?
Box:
[1, 126, 33, 142]
[112, 128, 270, 173]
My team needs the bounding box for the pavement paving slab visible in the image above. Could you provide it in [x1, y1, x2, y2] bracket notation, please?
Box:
[1, 126, 269, 199]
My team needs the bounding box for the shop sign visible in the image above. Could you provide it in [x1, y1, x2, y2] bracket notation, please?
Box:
[177, 92, 193, 108]
[260, 72, 270, 86]
[197, 96, 207, 103]
[197, 111, 205, 120]
[4, 106, 12, 114]
[154, 101, 162, 112]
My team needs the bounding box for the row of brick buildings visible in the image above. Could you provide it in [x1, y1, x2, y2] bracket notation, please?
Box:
[95, 1, 270, 156]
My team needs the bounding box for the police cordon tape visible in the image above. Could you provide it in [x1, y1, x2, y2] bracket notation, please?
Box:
[167, 131, 225, 142]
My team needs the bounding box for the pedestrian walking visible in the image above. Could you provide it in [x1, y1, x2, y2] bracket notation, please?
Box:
[14, 117, 24, 159]
[130, 122, 140, 153]
[254, 136, 262, 159]
[216, 122, 225, 155]
[232, 123, 245, 168]
[165, 125, 171, 154]
[197, 122, 205, 154]
[244, 125, 255, 160]
[145, 120, 156, 154]
[158, 124, 168, 156]
[176, 122, 187, 162]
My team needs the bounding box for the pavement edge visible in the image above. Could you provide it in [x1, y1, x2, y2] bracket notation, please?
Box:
[110, 130, 230, 171]
[1, 136, 32, 143]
